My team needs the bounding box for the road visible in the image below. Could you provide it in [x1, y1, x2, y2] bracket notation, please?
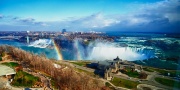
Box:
[67, 62, 133, 90]
[68, 61, 174, 90]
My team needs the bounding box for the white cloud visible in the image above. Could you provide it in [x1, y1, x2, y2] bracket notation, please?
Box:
[0, 0, 179, 32]
[69, 12, 117, 28]
[137, 0, 180, 22]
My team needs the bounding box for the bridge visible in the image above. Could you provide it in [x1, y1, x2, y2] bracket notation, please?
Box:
[0, 36, 22, 40]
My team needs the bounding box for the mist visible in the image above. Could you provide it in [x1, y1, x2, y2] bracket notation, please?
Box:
[28, 39, 154, 61]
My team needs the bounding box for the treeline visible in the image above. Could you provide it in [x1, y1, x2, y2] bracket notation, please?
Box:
[0, 45, 109, 90]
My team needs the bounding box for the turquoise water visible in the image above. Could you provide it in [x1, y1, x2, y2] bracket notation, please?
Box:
[0, 39, 154, 61]
[0, 39, 59, 60]
[0, 35, 180, 70]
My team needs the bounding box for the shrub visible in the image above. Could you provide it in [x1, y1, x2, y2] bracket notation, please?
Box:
[139, 72, 148, 79]
[11, 71, 40, 87]
[1, 52, 6, 57]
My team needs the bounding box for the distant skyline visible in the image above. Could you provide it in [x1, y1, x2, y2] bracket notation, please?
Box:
[0, 0, 180, 33]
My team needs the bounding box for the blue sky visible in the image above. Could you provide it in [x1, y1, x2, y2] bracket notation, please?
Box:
[0, 0, 180, 32]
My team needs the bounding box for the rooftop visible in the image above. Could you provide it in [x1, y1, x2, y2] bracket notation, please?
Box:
[0, 64, 16, 76]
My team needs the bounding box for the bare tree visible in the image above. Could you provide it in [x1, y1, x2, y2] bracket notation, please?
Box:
[0, 45, 107, 90]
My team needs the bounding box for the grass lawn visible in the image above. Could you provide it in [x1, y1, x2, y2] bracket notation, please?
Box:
[155, 77, 180, 89]
[0, 56, 2, 61]
[51, 79, 56, 88]
[70, 61, 90, 66]
[75, 68, 95, 76]
[143, 67, 154, 72]
[148, 67, 180, 77]
[2, 62, 19, 68]
[121, 68, 140, 78]
[12, 70, 40, 87]
[105, 82, 115, 90]
[125, 71, 140, 78]
[158, 70, 180, 77]
[110, 77, 139, 89]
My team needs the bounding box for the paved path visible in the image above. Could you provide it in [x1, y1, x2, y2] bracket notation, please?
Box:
[99, 78, 131, 90]
[0, 76, 25, 90]
[0, 77, 7, 89]
[143, 71, 174, 90]
[67, 62, 131, 90]
[67, 61, 175, 90]
[137, 84, 164, 90]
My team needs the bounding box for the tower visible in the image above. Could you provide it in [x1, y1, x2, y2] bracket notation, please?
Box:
[62, 29, 66, 34]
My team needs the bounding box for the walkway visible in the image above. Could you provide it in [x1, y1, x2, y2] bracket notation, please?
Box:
[68, 61, 174, 90]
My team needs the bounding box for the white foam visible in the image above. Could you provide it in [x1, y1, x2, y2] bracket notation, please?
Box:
[86, 40, 152, 61]
[29, 39, 52, 48]
[88, 47, 148, 61]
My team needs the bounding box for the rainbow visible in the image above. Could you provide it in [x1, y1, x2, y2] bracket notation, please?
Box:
[52, 39, 63, 60]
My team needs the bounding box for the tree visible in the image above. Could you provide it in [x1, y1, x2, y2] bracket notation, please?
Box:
[139, 72, 148, 79]
[0, 45, 106, 90]
[0, 56, 2, 61]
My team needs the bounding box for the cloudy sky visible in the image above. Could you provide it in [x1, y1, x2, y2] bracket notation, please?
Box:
[0, 0, 180, 33]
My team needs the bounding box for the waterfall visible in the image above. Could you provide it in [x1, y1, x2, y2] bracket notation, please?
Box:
[26, 36, 29, 44]
[87, 46, 153, 61]
[29, 39, 52, 48]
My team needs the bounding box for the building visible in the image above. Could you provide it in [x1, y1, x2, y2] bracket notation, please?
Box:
[0, 64, 16, 79]
[62, 29, 66, 34]
[92, 56, 143, 80]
